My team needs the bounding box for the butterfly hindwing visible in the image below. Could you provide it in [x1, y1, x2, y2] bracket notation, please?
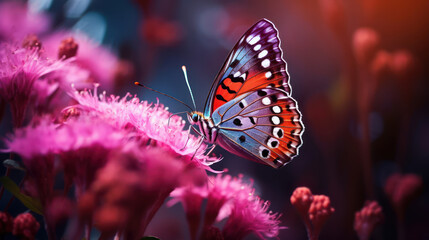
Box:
[204, 19, 291, 118]
[212, 88, 303, 168]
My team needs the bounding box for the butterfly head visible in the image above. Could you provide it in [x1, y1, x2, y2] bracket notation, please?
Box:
[188, 111, 203, 125]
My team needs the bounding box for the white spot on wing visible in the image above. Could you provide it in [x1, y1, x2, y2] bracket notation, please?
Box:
[253, 44, 261, 51]
[258, 50, 268, 59]
[258, 146, 270, 159]
[248, 35, 260, 45]
[262, 59, 270, 68]
[267, 137, 279, 149]
[273, 127, 284, 138]
[262, 97, 271, 105]
[265, 71, 272, 78]
[240, 73, 247, 81]
[234, 71, 241, 78]
[272, 106, 281, 113]
[271, 116, 281, 125]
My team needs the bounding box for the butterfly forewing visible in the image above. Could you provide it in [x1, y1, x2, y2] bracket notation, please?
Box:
[212, 88, 303, 168]
[204, 19, 291, 118]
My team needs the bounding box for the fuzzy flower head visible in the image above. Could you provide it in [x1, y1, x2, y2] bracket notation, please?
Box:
[0, 44, 64, 126]
[354, 200, 383, 240]
[69, 86, 221, 171]
[170, 174, 284, 240]
[223, 196, 284, 240]
[6, 115, 133, 208]
[0, 1, 50, 41]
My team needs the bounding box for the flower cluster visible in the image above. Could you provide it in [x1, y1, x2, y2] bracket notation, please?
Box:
[169, 174, 284, 240]
[4, 87, 221, 238]
[0, 211, 39, 240]
[290, 187, 335, 240]
[354, 201, 383, 240]
[0, 2, 298, 240]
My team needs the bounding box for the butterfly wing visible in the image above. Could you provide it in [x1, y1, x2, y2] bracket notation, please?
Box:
[211, 88, 303, 168]
[203, 19, 291, 118]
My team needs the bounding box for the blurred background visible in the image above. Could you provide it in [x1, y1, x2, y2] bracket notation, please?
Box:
[0, 0, 428, 239]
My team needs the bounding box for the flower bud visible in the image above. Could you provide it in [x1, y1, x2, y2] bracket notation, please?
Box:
[290, 187, 313, 219]
[354, 201, 383, 240]
[12, 213, 40, 240]
[58, 37, 78, 60]
[22, 34, 42, 51]
[353, 28, 380, 66]
[308, 195, 335, 233]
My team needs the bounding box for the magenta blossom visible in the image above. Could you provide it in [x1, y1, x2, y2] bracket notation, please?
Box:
[169, 174, 284, 240]
[0, 44, 65, 127]
[0, 1, 50, 41]
[6, 115, 138, 239]
[223, 196, 284, 240]
[7, 115, 131, 193]
[76, 146, 207, 240]
[68, 86, 221, 171]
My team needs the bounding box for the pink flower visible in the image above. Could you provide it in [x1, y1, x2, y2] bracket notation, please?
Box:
[0, 44, 64, 127]
[12, 213, 40, 240]
[0, 1, 50, 41]
[77, 147, 205, 240]
[7, 115, 131, 195]
[290, 187, 313, 222]
[290, 187, 335, 240]
[169, 174, 284, 240]
[69, 86, 221, 171]
[204, 174, 253, 225]
[6, 115, 140, 239]
[222, 196, 284, 240]
[308, 195, 335, 239]
[354, 201, 383, 240]
[42, 32, 119, 91]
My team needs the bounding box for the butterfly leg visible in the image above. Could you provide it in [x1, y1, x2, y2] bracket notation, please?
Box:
[181, 125, 205, 151]
[206, 144, 217, 156]
[190, 136, 205, 161]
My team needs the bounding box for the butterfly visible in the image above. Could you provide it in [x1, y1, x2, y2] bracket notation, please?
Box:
[187, 19, 304, 168]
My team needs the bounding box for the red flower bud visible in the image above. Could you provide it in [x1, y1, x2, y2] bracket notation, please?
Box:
[290, 187, 313, 220]
[58, 37, 78, 60]
[354, 201, 383, 240]
[12, 213, 40, 240]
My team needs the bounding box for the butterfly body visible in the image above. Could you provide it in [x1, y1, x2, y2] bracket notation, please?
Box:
[189, 19, 304, 168]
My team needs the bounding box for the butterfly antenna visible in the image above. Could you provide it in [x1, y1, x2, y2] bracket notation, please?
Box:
[134, 82, 194, 111]
[182, 66, 197, 110]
